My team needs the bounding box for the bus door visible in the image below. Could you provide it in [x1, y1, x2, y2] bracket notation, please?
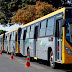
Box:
[23, 30, 27, 55]
[34, 26, 38, 57]
[56, 19, 63, 62]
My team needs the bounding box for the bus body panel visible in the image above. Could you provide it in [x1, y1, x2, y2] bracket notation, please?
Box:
[20, 27, 27, 56]
[20, 28, 25, 55]
[36, 37, 55, 60]
[11, 31, 17, 53]
[4, 34, 9, 52]
[8, 30, 17, 53]
[25, 39, 34, 57]
[20, 40, 24, 55]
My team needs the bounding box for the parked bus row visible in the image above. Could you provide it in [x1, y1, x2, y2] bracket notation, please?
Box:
[0, 7, 72, 68]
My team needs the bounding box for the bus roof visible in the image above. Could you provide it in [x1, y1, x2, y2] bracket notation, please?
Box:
[22, 7, 65, 28]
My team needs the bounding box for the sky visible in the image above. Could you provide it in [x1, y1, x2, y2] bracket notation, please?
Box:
[0, 24, 23, 31]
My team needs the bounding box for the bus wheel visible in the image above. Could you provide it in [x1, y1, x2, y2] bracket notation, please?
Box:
[50, 51, 56, 69]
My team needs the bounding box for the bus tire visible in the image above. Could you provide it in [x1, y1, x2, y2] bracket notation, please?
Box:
[50, 51, 56, 69]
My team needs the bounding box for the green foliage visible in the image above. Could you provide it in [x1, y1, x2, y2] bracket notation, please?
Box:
[0, 12, 6, 18]
[0, 30, 6, 35]
[0, 11, 6, 24]
[0, 19, 4, 23]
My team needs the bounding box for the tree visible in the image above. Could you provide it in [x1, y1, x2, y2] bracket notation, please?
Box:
[0, 0, 9, 24]
[0, 11, 6, 24]
[43, 0, 62, 8]
[11, 1, 56, 24]
[0, 30, 6, 35]
[0, 0, 64, 25]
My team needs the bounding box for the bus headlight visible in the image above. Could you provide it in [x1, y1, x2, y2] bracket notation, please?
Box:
[65, 46, 72, 55]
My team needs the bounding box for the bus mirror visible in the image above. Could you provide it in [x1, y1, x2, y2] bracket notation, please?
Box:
[61, 19, 66, 27]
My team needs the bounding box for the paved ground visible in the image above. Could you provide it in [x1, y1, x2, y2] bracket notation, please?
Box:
[0, 53, 72, 72]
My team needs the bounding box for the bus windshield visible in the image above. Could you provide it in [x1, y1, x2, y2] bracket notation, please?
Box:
[66, 18, 72, 45]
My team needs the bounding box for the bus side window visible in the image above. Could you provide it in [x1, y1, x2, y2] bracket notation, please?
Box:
[46, 19, 48, 27]
[46, 17, 54, 36]
[18, 28, 22, 40]
[55, 20, 63, 39]
[23, 30, 27, 40]
[3, 34, 5, 40]
[15, 32, 17, 41]
[39, 19, 47, 37]
[13, 32, 14, 36]
[34, 26, 38, 39]
[26, 26, 30, 38]
[9, 34, 11, 41]
[6, 36, 7, 40]
[30, 25, 34, 38]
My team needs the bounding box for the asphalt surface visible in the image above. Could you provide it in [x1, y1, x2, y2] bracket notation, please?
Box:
[0, 53, 72, 72]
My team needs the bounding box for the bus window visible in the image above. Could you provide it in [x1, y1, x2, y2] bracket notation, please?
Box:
[9, 34, 11, 41]
[39, 19, 46, 37]
[68, 23, 72, 43]
[6, 36, 7, 40]
[26, 26, 30, 38]
[18, 28, 22, 41]
[15, 32, 17, 41]
[55, 20, 63, 38]
[3, 34, 5, 41]
[46, 17, 54, 36]
[23, 30, 27, 40]
[30, 25, 34, 38]
[13, 32, 14, 36]
[34, 26, 38, 40]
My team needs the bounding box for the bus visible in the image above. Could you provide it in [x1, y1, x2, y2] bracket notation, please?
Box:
[4, 28, 22, 55]
[0, 7, 72, 68]
[20, 7, 72, 68]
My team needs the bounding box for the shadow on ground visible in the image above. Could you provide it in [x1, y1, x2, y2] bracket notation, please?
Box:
[30, 59, 72, 72]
